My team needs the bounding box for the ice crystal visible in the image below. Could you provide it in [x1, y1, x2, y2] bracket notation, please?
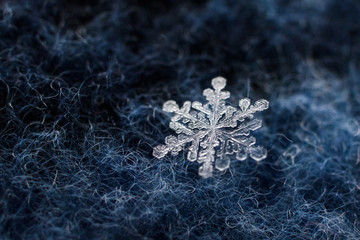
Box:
[153, 77, 269, 178]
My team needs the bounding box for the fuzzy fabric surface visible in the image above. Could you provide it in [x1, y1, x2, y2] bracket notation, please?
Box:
[1, 0, 360, 239]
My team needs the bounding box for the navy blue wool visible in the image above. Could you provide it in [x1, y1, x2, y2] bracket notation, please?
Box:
[0, 0, 360, 239]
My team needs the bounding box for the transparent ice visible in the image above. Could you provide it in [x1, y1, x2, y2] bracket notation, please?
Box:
[153, 77, 269, 178]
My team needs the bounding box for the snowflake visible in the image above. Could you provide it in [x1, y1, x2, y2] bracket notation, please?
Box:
[153, 77, 269, 178]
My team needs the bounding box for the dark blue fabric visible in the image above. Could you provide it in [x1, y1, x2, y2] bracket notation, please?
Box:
[1, 0, 360, 239]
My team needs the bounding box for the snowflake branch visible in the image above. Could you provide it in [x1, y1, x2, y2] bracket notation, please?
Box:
[229, 118, 262, 136]
[192, 101, 211, 115]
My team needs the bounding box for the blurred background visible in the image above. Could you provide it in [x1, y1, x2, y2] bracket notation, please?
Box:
[0, 0, 360, 239]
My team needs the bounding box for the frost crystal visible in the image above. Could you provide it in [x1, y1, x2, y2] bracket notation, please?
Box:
[153, 77, 269, 178]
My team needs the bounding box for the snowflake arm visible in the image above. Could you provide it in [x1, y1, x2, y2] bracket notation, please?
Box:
[153, 77, 269, 178]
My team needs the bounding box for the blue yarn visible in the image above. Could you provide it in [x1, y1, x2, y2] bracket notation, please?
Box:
[0, 0, 360, 239]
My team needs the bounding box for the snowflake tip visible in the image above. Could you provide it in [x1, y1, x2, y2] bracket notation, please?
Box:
[198, 163, 213, 178]
[249, 146, 267, 161]
[163, 100, 179, 112]
[253, 99, 269, 111]
[239, 98, 251, 111]
[153, 145, 168, 159]
[215, 157, 230, 171]
[211, 76, 226, 90]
